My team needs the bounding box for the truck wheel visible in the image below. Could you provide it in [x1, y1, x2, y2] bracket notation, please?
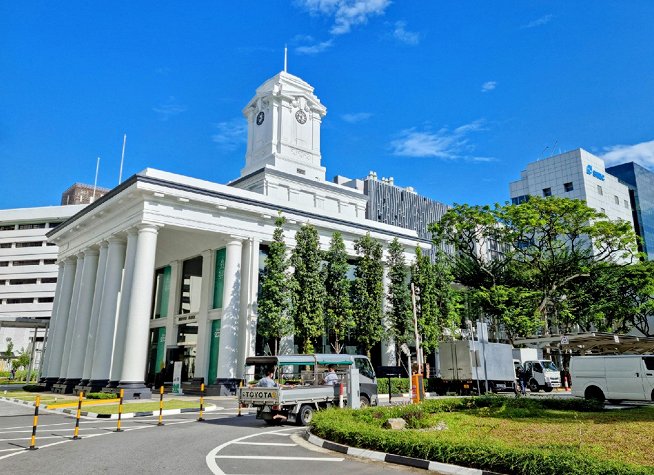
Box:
[298, 405, 314, 426]
[544, 387, 553, 393]
[528, 379, 540, 393]
[359, 395, 370, 408]
[584, 386, 605, 403]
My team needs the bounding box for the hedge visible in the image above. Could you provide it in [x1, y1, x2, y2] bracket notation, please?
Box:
[86, 392, 118, 400]
[310, 396, 653, 475]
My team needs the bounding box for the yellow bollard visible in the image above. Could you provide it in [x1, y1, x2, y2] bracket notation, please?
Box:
[197, 383, 205, 422]
[72, 391, 84, 440]
[115, 389, 124, 432]
[237, 380, 243, 417]
[157, 386, 164, 426]
[28, 395, 40, 450]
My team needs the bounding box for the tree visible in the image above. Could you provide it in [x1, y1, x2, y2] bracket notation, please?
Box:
[323, 232, 354, 354]
[411, 248, 460, 356]
[351, 233, 384, 357]
[290, 224, 326, 353]
[431, 196, 639, 337]
[257, 215, 293, 355]
[385, 238, 413, 361]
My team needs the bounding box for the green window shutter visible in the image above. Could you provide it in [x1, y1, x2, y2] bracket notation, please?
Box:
[156, 327, 167, 372]
[213, 248, 226, 309]
[159, 266, 171, 318]
[207, 320, 221, 384]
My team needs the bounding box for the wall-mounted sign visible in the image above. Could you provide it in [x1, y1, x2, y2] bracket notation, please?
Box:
[175, 313, 198, 325]
[586, 164, 605, 181]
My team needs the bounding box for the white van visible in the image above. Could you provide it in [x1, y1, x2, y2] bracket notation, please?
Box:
[523, 359, 561, 392]
[570, 355, 654, 403]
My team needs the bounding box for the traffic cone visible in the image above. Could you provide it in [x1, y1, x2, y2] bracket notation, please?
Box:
[564, 376, 570, 391]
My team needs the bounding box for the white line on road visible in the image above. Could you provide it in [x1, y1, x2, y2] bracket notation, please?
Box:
[0, 448, 24, 453]
[214, 455, 343, 461]
[232, 441, 297, 447]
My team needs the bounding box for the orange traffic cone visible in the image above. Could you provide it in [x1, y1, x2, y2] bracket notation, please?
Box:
[564, 376, 570, 391]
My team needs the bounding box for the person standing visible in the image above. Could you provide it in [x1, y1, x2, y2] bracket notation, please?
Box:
[323, 365, 339, 386]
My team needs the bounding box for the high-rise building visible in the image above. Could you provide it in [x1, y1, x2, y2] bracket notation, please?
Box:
[61, 183, 110, 206]
[0, 205, 85, 369]
[510, 148, 633, 225]
[605, 162, 654, 260]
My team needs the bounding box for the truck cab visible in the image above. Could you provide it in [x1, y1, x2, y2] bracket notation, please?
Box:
[523, 359, 561, 392]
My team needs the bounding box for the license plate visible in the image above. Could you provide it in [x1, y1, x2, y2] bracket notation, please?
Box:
[463, 384, 469, 389]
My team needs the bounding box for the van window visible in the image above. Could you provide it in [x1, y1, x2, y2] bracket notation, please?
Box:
[541, 361, 558, 371]
[644, 357, 654, 371]
[534, 363, 543, 373]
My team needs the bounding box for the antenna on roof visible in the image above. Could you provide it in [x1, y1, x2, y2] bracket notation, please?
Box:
[118, 134, 127, 185]
[93, 157, 100, 202]
[284, 45, 288, 72]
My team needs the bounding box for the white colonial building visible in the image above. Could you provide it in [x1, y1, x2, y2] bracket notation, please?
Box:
[41, 70, 429, 397]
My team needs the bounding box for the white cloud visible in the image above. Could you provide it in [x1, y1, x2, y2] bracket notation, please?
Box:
[393, 21, 420, 45]
[295, 39, 334, 55]
[521, 14, 553, 29]
[341, 112, 372, 123]
[481, 81, 497, 93]
[390, 120, 493, 162]
[212, 118, 247, 151]
[297, 0, 391, 35]
[152, 97, 187, 120]
[600, 140, 654, 168]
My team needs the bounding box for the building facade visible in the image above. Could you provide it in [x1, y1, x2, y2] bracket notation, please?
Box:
[606, 162, 654, 260]
[510, 149, 634, 225]
[0, 205, 84, 369]
[61, 183, 110, 206]
[41, 70, 429, 397]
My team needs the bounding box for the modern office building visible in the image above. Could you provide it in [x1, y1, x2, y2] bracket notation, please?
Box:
[510, 148, 634, 225]
[0, 205, 85, 369]
[605, 162, 654, 260]
[41, 69, 429, 397]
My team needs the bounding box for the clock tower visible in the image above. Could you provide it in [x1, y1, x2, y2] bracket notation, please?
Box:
[240, 71, 327, 181]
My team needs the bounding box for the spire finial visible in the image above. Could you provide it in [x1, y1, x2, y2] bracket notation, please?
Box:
[284, 45, 288, 72]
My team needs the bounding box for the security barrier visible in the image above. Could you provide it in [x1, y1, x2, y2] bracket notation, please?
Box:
[198, 383, 205, 421]
[157, 386, 164, 426]
[28, 395, 40, 450]
[115, 389, 124, 432]
[72, 392, 83, 439]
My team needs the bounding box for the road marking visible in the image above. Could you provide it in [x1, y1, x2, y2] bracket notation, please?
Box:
[214, 455, 343, 461]
[0, 448, 24, 453]
[232, 441, 297, 447]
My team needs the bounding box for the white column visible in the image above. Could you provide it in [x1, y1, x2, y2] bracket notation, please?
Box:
[194, 249, 213, 381]
[49, 258, 77, 381]
[89, 237, 126, 386]
[66, 248, 99, 384]
[41, 261, 66, 381]
[60, 253, 85, 383]
[109, 229, 138, 385]
[217, 239, 242, 379]
[238, 238, 259, 380]
[381, 265, 396, 366]
[119, 225, 159, 389]
[81, 241, 109, 384]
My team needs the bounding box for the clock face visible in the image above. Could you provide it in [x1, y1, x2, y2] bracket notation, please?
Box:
[256, 111, 265, 125]
[295, 110, 307, 124]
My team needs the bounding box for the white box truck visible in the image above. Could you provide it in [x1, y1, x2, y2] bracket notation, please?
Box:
[522, 359, 561, 393]
[437, 340, 515, 394]
[570, 355, 654, 403]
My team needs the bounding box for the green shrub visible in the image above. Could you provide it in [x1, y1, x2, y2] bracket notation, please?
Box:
[22, 384, 47, 392]
[376, 377, 410, 394]
[86, 392, 117, 399]
[310, 398, 651, 475]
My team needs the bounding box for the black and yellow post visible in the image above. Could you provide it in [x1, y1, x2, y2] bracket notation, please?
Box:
[157, 386, 164, 426]
[237, 380, 243, 417]
[28, 395, 40, 450]
[115, 389, 124, 432]
[72, 391, 84, 440]
[197, 383, 205, 421]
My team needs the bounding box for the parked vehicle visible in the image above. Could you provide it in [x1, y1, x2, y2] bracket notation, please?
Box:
[523, 360, 561, 392]
[238, 354, 378, 425]
[437, 340, 515, 394]
[570, 355, 654, 403]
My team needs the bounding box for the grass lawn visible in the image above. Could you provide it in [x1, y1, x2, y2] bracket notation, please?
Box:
[311, 396, 654, 475]
[1, 390, 75, 405]
[83, 399, 204, 414]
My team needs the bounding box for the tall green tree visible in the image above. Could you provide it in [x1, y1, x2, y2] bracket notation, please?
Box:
[385, 238, 413, 360]
[290, 224, 326, 353]
[351, 233, 384, 357]
[323, 232, 354, 354]
[431, 196, 639, 336]
[257, 215, 292, 355]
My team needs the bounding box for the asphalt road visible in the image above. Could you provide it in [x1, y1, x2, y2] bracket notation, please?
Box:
[0, 398, 427, 475]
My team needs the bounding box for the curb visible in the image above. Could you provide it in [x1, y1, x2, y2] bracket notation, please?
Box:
[0, 396, 218, 419]
[304, 431, 502, 475]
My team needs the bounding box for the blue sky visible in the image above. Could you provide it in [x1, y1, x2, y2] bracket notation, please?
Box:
[2, 1, 654, 210]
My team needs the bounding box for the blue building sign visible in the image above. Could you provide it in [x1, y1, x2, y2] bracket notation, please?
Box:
[586, 164, 605, 181]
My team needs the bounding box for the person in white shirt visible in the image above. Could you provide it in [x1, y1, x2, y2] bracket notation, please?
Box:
[257, 369, 278, 388]
[323, 365, 339, 385]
